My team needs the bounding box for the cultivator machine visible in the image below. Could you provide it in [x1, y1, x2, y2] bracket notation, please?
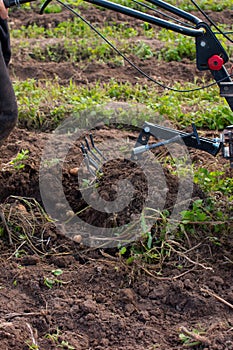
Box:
[5, 0, 233, 168]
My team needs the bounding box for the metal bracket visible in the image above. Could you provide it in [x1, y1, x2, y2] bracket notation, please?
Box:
[195, 23, 228, 71]
[133, 122, 221, 157]
[220, 82, 233, 98]
[221, 125, 233, 168]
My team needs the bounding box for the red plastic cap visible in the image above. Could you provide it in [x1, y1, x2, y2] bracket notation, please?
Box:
[208, 55, 224, 71]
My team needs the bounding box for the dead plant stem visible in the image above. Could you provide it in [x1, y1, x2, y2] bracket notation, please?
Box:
[200, 287, 233, 310]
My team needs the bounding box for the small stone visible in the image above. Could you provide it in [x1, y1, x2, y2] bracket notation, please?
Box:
[69, 167, 79, 175]
[66, 210, 75, 218]
[101, 338, 109, 346]
[81, 299, 97, 314]
[120, 288, 135, 302]
[73, 235, 82, 243]
[124, 303, 135, 314]
[15, 204, 27, 214]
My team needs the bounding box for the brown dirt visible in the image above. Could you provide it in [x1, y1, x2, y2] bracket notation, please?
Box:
[0, 4, 233, 350]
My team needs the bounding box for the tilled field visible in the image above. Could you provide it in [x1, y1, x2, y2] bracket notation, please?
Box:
[0, 4, 232, 350]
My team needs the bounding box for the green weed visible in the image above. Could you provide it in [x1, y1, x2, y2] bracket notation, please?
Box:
[45, 328, 75, 349]
[1, 149, 29, 172]
[194, 168, 233, 196]
[44, 276, 65, 289]
[130, 41, 154, 60]
[179, 198, 230, 236]
[13, 77, 232, 131]
[158, 30, 196, 61]
[43, 268, 70, 289]
[25, 342, 39, 350]
[11, 18, 138, 40]
[179, 327, 205, 347]
[9, 149, 29, 170]
[162, 0, 233, 11]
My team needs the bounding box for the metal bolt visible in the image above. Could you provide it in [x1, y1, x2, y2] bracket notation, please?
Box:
[144, 126, 150, 133]
[200, 41, 206, 47]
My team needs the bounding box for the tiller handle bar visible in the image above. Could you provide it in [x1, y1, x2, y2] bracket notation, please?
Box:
[4, 0, 205, 36]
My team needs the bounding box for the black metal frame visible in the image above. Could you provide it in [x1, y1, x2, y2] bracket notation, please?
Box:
[86, 0, 204, 36]
[133, 122, 221, 156]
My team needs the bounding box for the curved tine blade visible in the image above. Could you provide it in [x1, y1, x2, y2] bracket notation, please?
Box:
[85, 136, 102, 163]
[80, 143, 88, 155]
[87, 155, 100, 170]
[81, 144, 100, 176]
[84, 156, 96, 176]
[89, 133, 107, 161]
[80, 144, 95, 175]
[84, 137, 91, 151]
[81, 142, 103, 176]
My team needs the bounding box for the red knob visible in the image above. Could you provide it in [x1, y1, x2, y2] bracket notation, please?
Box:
[208, 55, 224, 71]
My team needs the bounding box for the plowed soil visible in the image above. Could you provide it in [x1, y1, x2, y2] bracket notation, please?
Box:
[0, 4, 232, 350]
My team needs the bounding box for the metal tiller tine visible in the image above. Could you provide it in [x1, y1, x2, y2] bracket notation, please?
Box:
[81, 143, 101, 172]
[84, 136, 102, 163]
[89, 133, 107, 161]
[80, 144, 95, 176]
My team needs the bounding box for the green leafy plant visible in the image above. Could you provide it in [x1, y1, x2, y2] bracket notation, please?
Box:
[43, 277, 55, 289]
[14, 76, 232, 131]
[158, 29, 196, 61]
[44, 269, 68, 289]
[51, 269, 63, 276]
[8, 149, 29, 170]
[181, 199, 209, 224]
[45, 329, 75, 349]
[179, 326, 206, 348]
[194, 168, 233, 196]
[25, 342, 39, 350]
[179, 198, 230, 236]
[159, 0, 233, 11]
[131, 41, 154, 60]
